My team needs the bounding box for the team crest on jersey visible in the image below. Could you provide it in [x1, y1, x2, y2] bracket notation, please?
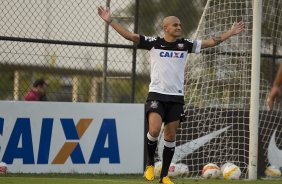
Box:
[177, 43, 184, 49]
[150, 101, 158, 109]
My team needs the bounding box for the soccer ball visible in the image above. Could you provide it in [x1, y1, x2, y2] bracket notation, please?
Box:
[202, 163, 221, 179]
[223, 164, 241, 180]
[264, 166, 281, 177]
[155, 162, 182, 177]
[176, 163, 189, 176]
[154, 161, 162, 177]
[0, 162, 8, 174]
[220, 162, 234, 173]
[162, 162, 178, 177]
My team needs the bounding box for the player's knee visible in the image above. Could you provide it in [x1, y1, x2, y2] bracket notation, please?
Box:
[164, 131, 176, 141]
[149, 129, 160, 137]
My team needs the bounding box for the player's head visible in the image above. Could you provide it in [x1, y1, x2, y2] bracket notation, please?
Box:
[33, 78, 48, 94]
[162, 16, 182, 38]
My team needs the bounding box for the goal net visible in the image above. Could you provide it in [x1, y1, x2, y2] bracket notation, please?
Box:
[157, 0, 282, 179]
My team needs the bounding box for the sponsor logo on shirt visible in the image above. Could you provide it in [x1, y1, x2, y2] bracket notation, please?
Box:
[160, 51, 185, 58]
[144, 36, 156, 42]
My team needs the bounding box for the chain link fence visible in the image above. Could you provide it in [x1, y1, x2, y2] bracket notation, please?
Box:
[0, 0, 139, 102]
[0, 0, 280, 103]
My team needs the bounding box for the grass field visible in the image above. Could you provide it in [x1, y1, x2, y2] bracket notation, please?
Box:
[0, 174, 281, 184]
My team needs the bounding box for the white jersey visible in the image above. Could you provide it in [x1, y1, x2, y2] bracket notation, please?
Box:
[138, 35, 201, 96]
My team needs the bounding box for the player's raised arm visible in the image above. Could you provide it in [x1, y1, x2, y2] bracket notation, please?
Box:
[201, 21, 245, 49]
[98, 6, 140, 44]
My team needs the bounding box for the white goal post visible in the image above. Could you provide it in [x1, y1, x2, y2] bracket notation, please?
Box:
[249, 0, 262, 180]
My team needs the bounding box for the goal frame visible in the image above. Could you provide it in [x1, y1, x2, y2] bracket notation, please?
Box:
[248, 0, 262, 180]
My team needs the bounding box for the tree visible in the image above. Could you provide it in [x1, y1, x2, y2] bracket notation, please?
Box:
[125, 0, 205, 36]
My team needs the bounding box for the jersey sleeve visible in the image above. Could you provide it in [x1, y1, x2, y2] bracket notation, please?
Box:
[137, 35, 157, 50]
[184, 39, 202, 53]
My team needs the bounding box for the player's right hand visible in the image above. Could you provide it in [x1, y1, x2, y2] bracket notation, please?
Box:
[98, 6, 111, 23]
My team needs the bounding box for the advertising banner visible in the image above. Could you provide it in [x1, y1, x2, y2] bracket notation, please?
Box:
[0, 101, 144, 173]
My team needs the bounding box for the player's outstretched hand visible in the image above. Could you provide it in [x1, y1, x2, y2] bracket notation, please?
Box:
[267, 86, 281, 111]
[230, 21, 245, 35]
[98, 6, 111, 23]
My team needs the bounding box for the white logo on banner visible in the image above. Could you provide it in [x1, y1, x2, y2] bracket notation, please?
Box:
[158, 126, 231, 163]
[267, 128, 282, 168]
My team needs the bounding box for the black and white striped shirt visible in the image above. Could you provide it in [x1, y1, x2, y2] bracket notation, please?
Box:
[138, 35, 201, 99]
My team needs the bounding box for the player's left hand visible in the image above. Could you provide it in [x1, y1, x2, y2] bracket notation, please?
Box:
[230, 21, 245, 35]
[267, 86, 281, 111]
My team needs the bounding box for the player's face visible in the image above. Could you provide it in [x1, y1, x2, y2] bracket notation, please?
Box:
[166, 20, 182, 38]
[38, 84, 48, 94]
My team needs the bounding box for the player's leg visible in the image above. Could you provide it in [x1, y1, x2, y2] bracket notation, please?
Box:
[159, 103, 182, 184]
[147, 112, 162, 165]
[159, 120, 179, 184]
[144, 101, 164, 181]
[144, 112, 162, 181]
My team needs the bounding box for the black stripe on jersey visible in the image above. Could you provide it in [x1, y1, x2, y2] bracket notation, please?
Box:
[138, 35, 195, 53]
[154, 38, 191, 51]
[137, 35, 157, 50]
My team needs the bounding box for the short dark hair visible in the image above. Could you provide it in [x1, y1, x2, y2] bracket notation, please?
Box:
[33, 78, 48, 87]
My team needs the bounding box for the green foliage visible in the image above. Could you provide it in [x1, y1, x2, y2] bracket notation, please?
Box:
[0, 71, 14, 100]
[78, 76, 92, 102]
[125, 0, 204, 36]
[109, 79, 148, 103]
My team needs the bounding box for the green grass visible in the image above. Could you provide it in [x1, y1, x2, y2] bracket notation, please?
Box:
[0, 174, 281, 184]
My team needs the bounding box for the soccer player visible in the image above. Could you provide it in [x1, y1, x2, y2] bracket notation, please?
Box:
[268, 62, 282, 111]
[98, 6, 244, 184]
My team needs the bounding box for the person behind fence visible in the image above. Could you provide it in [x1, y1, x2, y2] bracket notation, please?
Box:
[24, 78, 49, 101]
[98, 6, 244, 184]
[267, 62, 282, 111]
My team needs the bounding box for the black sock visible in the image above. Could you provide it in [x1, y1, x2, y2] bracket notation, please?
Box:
[146, 137, 158, 166]
[160, 144, 175, 178]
